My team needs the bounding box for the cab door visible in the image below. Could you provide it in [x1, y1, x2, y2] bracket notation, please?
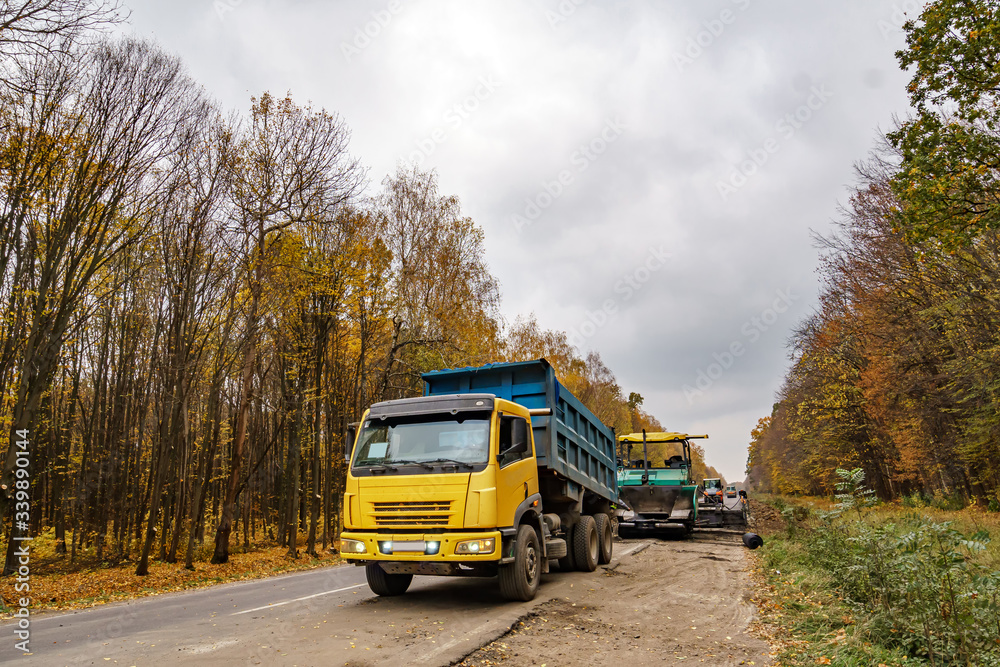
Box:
[494, 412, 538, 527]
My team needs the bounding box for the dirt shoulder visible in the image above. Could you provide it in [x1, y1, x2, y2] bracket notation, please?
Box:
[457, 532, 772, 666]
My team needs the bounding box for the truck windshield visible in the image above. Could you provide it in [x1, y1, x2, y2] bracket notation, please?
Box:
[353, 413, 491, 467]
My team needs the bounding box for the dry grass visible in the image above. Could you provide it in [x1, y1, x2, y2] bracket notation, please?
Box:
[0, 530, 342, 617]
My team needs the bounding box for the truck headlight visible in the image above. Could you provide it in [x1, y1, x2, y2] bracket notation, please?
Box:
[341, 539, 367, 554]
[455, 538, 494, 555]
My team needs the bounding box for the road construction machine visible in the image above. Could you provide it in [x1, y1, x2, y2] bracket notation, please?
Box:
[617, 432, 749, 535]
[698, 477, 749, 529]
[616, 431, 707, 536]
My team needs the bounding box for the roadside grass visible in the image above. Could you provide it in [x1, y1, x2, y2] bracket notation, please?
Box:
[0, 530, 342, 618]
[749, 488, 1000, 666]
[756, 493, 1000, 570]
[750, 531, 926, 666]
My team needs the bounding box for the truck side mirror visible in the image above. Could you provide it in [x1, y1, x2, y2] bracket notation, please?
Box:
[345, 423, 358, 463]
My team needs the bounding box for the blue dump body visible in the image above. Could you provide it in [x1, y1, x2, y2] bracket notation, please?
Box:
[422, 359, 618, 505]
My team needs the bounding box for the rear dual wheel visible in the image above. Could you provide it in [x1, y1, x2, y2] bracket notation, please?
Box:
[572, 515, 599, 572]
[594, 513, 613, 565]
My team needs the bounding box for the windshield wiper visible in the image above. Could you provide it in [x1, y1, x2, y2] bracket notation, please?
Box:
[389, 459, 436, 470]
[422, 458, 476, 469]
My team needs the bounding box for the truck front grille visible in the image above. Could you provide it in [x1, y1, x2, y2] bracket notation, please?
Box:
[371, 501, 453, 527]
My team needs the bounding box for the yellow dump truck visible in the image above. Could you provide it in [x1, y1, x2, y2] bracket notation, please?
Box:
[340, 359, 618, 601]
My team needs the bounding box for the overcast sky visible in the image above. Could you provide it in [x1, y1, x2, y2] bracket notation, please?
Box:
[121, 0, 917, 482]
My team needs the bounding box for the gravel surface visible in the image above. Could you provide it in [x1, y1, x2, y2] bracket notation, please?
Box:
[456, 532, 772, 666]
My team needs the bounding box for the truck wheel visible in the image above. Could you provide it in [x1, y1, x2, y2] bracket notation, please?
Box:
[499, 524, 541, 601]
[572, 515, 598, 572]
[594, 513, 613, 565]
[557, 522, 576, 572]
[365, 563, 412, 596]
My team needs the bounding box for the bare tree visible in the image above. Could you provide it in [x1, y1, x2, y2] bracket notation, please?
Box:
[0, 36, 205, 574]
[375, 166, 501, 397]
[135, 108, 234, 576]
[0, 0, 126, 89]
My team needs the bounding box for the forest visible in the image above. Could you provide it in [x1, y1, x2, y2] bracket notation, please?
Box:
[748, 0, 1000, 508]
[0, 1, 723, 577]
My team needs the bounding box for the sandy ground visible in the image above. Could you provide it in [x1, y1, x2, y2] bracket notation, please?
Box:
[456, 531, 772, 666]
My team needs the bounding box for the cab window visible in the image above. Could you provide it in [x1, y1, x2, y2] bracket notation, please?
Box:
[497, 415, 530, 468]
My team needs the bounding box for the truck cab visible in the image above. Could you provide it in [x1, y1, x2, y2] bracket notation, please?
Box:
[340, 360, 617, 601]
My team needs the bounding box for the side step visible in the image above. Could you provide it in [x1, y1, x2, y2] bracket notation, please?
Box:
[545, 537, 567, 559]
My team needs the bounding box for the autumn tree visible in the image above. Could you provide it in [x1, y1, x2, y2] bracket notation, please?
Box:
[0, 0, 125, 90]
[135, 108, 235, 575]
[210, 92, 365, 565]
[889, 0, 1000, 247]
[374, 166, 502, 396]
[0, 36, 206, 574]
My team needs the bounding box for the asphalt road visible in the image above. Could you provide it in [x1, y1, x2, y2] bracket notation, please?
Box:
[0, 542, 653, 666]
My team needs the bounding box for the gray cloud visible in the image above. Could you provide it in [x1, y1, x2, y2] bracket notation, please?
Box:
[122, 0, 914, 481]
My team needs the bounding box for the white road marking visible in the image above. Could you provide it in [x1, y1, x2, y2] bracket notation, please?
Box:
[230, 583, 368, 615]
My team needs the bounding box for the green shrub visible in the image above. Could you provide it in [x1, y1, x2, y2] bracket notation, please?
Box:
[929, 490, 967, 511]
[804, 470, 1000, 666]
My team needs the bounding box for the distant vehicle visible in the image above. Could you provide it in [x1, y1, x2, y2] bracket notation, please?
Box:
[725, 484, 737, 498]
[701, 478, 724, 504]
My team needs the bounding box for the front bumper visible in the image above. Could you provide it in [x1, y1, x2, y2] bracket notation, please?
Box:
[339, 530, 503, 563]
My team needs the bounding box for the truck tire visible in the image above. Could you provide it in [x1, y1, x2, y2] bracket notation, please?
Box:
[557, 522, 576, 572]
[572, 515, 598, 572]
[594, 513, 613, 565]
[365, 563, 413, 596]
[499, 524, 541, 601]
